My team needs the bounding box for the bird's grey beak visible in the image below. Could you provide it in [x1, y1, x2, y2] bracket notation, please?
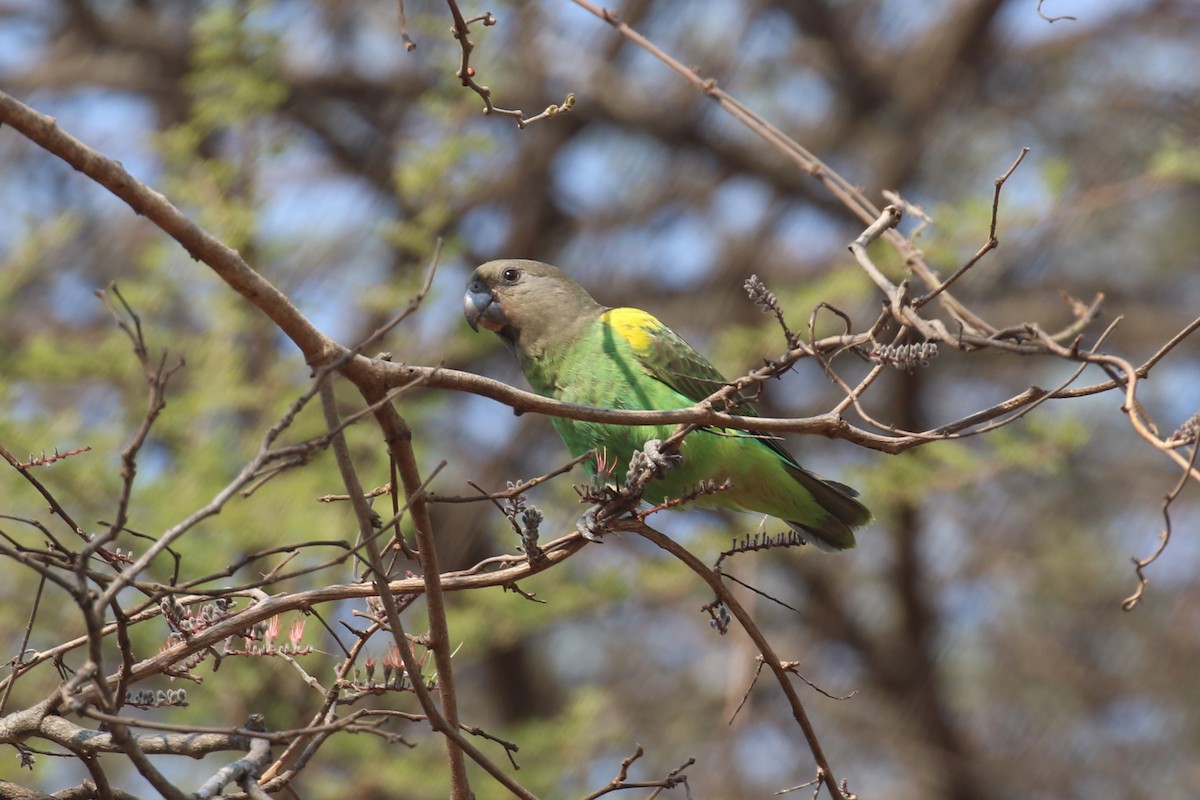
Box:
[463, 280, 506, 333]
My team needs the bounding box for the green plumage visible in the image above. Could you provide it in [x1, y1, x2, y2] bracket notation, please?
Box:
[464, 260, 870, 551]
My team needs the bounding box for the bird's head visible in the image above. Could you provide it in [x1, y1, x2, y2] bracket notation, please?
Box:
[464, 260, 603, 358]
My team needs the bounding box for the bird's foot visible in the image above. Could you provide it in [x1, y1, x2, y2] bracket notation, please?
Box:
[576, 507, 605, 542]
[632, 439, 682, 480]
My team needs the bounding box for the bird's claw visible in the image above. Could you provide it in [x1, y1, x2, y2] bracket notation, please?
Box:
[576, 507, 605, 542]
[640, 438, 682, 477]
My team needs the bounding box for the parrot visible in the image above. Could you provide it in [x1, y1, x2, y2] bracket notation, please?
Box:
[463, 259, 870, 551]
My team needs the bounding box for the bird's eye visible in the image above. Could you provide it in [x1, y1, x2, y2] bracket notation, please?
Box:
[501, 267, 522, 283]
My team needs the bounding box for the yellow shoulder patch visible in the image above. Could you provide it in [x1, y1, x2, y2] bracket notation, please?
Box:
[599, 307, 661, 356]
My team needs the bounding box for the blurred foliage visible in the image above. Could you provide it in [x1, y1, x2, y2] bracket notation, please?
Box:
[1, 1, 1199, 799]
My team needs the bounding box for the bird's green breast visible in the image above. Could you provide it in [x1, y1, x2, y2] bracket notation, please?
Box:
[519, 309, 688, 467]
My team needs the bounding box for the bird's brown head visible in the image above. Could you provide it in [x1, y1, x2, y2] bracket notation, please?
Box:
[464, 260, 603, 359]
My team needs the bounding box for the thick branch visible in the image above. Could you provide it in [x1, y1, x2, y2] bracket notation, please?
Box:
[1, 710, 248, 758]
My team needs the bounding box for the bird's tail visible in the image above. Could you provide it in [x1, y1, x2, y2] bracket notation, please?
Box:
[782, 465, 872, 552]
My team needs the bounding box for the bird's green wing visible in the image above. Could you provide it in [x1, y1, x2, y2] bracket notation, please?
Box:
[598, 307, 758, 415]
[598, 306, 869, 542]
[598, 305, 865, 496]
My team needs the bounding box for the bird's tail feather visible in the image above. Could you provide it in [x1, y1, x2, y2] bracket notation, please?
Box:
[782, 464, 872, 552]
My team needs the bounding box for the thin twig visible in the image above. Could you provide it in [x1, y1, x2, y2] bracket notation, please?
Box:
[1037, 0, 1078, 23]
[444, 1, 574, 128]
[1122, 439, 1198, 611]
[915, 147, 1030, 309]
[395, 0, 417, 50]
[620, 520, 844, 800]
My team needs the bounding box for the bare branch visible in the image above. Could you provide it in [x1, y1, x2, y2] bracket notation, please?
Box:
[395, 0, 417, 51]
[444, 2, 575, 128]
[620, 519, 844, 800]
[1037, 1, 1079, 24]
[1122, 434, 1199, 611]
[914, 147, 1030, 309]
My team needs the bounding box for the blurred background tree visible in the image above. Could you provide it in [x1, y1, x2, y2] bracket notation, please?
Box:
[1, 0, 1198, 798]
